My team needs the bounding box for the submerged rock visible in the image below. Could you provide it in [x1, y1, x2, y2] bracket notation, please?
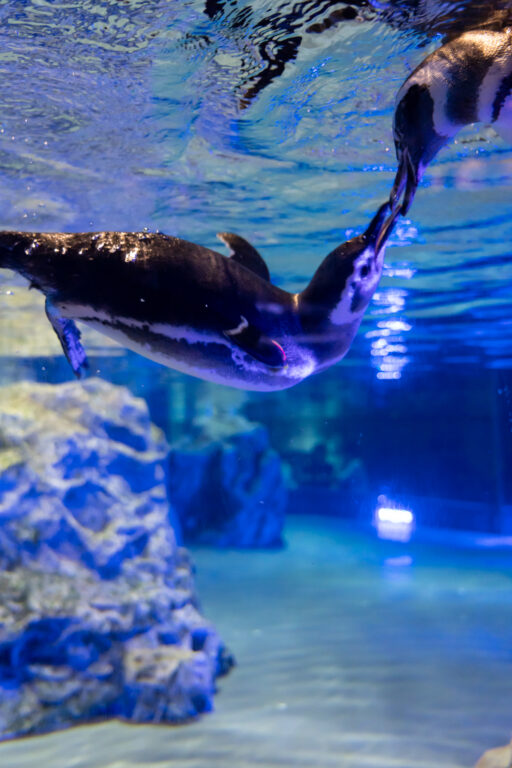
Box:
[0, 379, 232, 740]
[169, 412, 287, 547]
[475, 740, 512, 768]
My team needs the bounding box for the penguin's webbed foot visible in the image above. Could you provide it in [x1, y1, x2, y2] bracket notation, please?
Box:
[45, 297, 89, 378]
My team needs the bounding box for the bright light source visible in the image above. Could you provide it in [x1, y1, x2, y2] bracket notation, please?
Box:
[376, 507, 414, 525]
[377, 319, 412, 333]
[374, 501, 415, 542]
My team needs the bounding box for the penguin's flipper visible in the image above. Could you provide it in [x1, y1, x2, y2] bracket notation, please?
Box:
[217, 232, 271, 282]
[45, 298, 89, 378]
[223, 320, 286, 368]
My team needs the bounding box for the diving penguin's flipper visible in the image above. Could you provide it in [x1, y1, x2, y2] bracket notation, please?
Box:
[217, 232, 271, 282]
[223, 319, 286, 368]
[45, 298, 89, 378]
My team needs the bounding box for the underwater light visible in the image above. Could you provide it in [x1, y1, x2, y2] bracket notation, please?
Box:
[377, 507, 413, 525]
[377, 319, 412, 333]
[374, 502, 415, 542]
[367, 309, 411, 381]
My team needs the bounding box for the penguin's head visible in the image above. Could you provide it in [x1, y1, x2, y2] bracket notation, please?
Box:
[329, 202, 397, 323]
[299, 202, 398, 330]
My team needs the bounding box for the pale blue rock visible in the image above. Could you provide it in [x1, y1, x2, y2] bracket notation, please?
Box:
[169, 412, 287, 547]
[0, 379, 232, 740]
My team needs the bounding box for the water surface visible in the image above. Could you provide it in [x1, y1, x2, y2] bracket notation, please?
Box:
[1, 0, 512, 377]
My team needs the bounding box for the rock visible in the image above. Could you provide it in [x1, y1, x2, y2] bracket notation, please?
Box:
[0, 377, 183, 577]
[475, 740, 512, 768]
[0, 379, 233, 740]
[169, 412, 287, 547]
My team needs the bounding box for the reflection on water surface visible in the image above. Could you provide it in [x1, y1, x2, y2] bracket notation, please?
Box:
[1, 1, 512, 375]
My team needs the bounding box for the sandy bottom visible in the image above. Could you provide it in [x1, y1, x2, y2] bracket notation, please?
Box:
[1, 516, 512, 768]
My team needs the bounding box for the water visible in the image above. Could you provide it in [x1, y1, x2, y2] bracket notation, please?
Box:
[0, 1, 512, 765]
[1, 1, 512, 371]
[2, 519, 512, 767]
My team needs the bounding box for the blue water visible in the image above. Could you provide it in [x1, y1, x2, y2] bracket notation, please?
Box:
[2, 517, 512, 767]
[1, 0, 512, 373]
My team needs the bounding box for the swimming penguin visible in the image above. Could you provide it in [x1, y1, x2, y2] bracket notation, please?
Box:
[0, 202, 396, 391]
[391, 28, 512, 213]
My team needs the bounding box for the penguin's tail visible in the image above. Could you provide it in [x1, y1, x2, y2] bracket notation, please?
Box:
[0, 231, 48, 279]
[0, 232, 22, 272]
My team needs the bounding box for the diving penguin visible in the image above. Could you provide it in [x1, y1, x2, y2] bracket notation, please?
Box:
[0, 202, 396, 391]
[391, 28, 512, 213]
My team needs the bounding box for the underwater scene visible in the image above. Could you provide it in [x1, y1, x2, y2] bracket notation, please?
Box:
[1, 0, 512, 766]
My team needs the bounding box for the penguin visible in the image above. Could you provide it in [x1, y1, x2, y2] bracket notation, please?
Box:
[0, 202, 397, 391]
[391, 28, 512, 213]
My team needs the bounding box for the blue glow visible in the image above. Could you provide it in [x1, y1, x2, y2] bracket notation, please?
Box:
[474, 536, 512, 548]
[384, 555, 413, 567]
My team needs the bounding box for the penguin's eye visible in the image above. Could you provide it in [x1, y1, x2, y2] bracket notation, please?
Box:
[360, 263, 370, 278]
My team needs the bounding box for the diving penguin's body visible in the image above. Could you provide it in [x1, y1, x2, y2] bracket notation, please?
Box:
[392, 28, 512, 212]
[0, 203, 393, 391]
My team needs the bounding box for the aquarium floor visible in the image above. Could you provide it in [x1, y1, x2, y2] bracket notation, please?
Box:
[2, 516, 512, 768]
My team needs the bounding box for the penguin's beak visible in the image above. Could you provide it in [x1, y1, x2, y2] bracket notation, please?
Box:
[390, 146, 418, 215]
[364, 201, 400, 255]
[364, 201, 391, 247]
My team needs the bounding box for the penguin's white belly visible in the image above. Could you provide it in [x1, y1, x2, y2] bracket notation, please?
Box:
[82, 317, 316, 392]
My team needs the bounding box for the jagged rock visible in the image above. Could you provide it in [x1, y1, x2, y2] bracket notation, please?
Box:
[475, 740, 512, 768]
[169, 412, 287, 547]
[0, 377, 183, 577]
[0, 379, 233, 741]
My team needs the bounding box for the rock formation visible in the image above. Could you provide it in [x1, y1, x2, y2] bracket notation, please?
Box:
[169, 412, 287, 548]
[0, 378, 232, 740]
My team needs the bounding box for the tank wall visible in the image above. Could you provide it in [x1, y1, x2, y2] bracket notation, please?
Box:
[3, 350, 510, 534]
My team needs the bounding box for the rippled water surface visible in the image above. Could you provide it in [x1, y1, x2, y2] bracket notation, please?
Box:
[1, 0, 512, 377]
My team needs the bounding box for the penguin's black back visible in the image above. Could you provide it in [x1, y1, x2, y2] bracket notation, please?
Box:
[0, 230, 295, 333]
